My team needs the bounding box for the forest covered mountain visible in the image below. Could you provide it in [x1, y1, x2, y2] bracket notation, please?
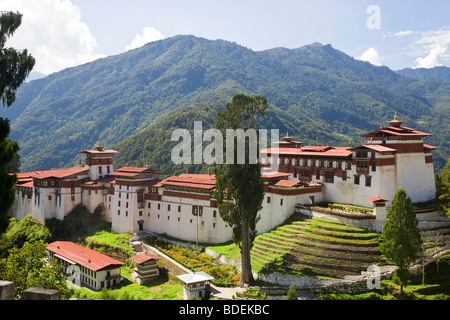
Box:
[396, 66, 450, 83]
[2, 35, 449, 173]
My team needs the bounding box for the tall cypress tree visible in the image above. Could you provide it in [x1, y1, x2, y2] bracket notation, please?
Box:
[0, 11, 35, 232]
[380, 188, 422, 296]
[212, 93, 267, 287]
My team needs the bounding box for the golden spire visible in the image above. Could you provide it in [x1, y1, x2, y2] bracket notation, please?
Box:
[94, 143, 104, 152]
[387, 111, 404, 128]
[283, 131, 293, 142]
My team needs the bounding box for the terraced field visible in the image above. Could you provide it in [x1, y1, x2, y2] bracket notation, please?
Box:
[251, 213, 386, 279]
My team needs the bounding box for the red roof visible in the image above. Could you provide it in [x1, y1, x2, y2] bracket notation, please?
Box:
[363, 126, 432, 138]
[129, 252, 161, 264]
[351, 144, 397, 153]
[423, 144, 438, 150]
[261, 146, 352, 157]
[80, 149, 119, 155]
[110, 167, 161, 178]
[261, 171, 292, 179]
[159, 174, 216, 190]
[47, 241, 124, 271]
[20, 167, 89, 180]
[273, 180, 301, 187]
[368, 196, 389, 203]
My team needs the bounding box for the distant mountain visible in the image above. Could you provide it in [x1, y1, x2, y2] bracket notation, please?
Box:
[25, 71, 47, 82]
[396, 66, 450, 82]
[4, 35, 449, 173]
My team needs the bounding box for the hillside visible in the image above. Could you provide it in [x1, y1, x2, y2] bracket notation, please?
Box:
[112, 102, 346, 176]
[396, 66, 450, 83]
[3, 35, 449, 172]
[250, 213, 385, 279]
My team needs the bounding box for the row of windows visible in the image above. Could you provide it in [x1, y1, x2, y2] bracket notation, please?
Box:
[279, 158, 352, 170]
[117, 206, 219, 218]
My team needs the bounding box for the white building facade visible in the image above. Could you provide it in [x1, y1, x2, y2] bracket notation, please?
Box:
[10, 115, 438, 244]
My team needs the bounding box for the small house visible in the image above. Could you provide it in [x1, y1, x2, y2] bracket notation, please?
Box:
[129, 252, 161, 285]
[177, 271, 214, 300]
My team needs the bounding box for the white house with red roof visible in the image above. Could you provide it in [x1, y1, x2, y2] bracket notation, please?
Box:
[47, 241, 124, 291]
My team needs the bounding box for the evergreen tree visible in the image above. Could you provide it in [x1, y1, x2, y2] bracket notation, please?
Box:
[286, 284, 298, 300]
[212, 93, 267, 287]
[0, 11, 35, 232]
[380, 188, 422, 296]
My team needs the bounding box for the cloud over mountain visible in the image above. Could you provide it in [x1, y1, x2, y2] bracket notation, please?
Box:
[1, 0, 105, 74]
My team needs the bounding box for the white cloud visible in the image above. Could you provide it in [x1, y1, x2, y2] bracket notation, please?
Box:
[393, 30, 413, 37]
[412, 27, 450, 68]
[0, 0, 104, 74]
[415, 46, 447, 68]
[125, 27, 165, 51]
[358, 47, 382, 66]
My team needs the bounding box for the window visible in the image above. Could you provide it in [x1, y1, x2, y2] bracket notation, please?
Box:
[267, 197, 271, 203]
[139, 211, 142, 216]
[178, 205, 181, 213]
[118, 210, 120, 216]
[365, 176, 372, 187]
[325, 171, 334, 183]
[99, 166, 102, 174]
[280, 199, 284, 206]
[158, 203, 161, 210]
[354, 175, 360, 185]
[168, 204, 171, 211]
[213, 210, 217, 218]
[107, 166, 111, 174]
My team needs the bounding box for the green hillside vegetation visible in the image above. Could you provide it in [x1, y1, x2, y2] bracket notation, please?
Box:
[251, 213, 385, 278]
[112, 102, 344, 176]
[209, 212, 385, 279]
[396, 66, 450, 83]
[4, 35, 449, 173]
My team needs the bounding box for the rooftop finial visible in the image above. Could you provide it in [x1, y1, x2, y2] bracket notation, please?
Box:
[387, 111, 404, 128]
[283, 131, 293, 142]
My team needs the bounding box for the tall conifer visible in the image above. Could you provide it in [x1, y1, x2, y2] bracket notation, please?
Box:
[380, 188, 422, 296]
[0, 12, 35, 232]
[213, 93, 267, 287]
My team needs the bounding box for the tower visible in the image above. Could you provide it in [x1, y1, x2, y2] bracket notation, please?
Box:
[80, 144, 119, 181]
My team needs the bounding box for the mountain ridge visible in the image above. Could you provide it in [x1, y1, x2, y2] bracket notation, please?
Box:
[3, 34, 449, 172]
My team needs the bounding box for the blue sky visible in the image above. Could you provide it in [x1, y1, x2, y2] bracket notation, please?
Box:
[2, 0, 450, 74]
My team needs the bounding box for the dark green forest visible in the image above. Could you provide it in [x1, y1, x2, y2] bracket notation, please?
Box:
[2, 35, 449, 173]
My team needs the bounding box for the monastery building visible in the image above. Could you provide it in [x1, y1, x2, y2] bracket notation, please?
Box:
[10, 115, 437, 244]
